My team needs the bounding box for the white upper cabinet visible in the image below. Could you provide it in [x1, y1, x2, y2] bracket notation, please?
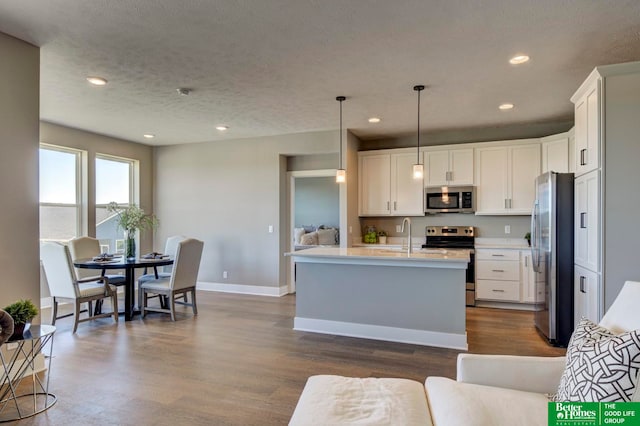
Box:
[475, 142, 540, 215]
[424, 148, 474, 187]
[358, 154, 391, 215]
[573, 78, 600, 176]
[541, 133, 570, 173]
[358, 150, 423, 216]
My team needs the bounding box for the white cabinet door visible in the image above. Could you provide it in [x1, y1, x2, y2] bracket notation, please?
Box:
[520, 250, 543, 303]
[542, 136, 569, 173]
[575, 171, 600, 271]
[475, 147, 509, 213]
[424, 148, 474, 187]
[509, 144, 541, 213]
[390, 152, 424, 216]
[359, 154, 391, 216]
[574, 81, 600, 176]
[424, 150, 450, 187]
[449, 148, 474, 185]
[574, 265, 600, 324]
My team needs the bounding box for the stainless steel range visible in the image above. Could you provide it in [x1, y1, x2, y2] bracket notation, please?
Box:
[422, 226, 476, 306]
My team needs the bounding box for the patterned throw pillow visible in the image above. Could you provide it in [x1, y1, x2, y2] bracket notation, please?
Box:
[299, 231, 319, 246]
[552, 317, 640, 402]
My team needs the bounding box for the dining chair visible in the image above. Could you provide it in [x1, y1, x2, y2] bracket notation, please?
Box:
[41, 242, 118, 333]
[139, 238, 203, 321]
[139, 235, 188, 306]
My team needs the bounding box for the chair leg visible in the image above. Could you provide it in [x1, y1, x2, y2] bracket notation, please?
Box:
[191, 289, 197, 315]
[142, 290, 147, 318]
[88, 301, 93, 318]
[73, 300, 81, 333]
[170, 293, 176, 321]
[51, 298, 58, 325]
[112, 292, 119, 324]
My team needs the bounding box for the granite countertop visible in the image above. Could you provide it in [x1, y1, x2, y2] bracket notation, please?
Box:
[287, 246, 470, 264]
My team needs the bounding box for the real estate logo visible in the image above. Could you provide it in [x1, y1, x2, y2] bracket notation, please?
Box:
[549, 402, 640, 426]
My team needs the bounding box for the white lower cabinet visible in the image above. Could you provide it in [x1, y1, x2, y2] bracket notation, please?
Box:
[476, 249, 520, 302]
[574, 265, 600, 324]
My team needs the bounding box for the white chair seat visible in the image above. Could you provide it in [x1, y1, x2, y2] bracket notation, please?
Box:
[138, 272, 171, 284]
[78, 283, 116, 297]
[140, 278, 171, 291]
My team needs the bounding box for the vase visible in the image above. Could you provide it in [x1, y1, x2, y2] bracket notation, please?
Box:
[125, 231, 136, 260]
[9, 322, 30, 341]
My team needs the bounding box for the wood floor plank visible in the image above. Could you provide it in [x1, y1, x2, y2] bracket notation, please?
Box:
[14, 291, 564, 425]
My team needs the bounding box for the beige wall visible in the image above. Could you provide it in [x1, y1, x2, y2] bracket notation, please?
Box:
[154, 130, 341, 289]
[0, 33, 40, 310]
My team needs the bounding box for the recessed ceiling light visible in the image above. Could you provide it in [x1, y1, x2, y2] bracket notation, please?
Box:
[368, 117, 381, 123]
[86, 76, 107, 86]
[177, 88, 191, 96]
[143, 134, 155, 139]
[216, 126, 229, 131]
[509, 55, 530, 65]
[499, 103, 515, 110]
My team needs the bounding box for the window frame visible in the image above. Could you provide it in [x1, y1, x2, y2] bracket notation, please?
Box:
[94, 153, 135, 209]
[39, 143, 83, 241]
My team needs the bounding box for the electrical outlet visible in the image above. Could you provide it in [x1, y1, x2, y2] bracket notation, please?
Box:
[396, 225, 402, 233]
[223, 271, 228, 279]
[268, 225, 274, 233]
[504, 225, 511, 234]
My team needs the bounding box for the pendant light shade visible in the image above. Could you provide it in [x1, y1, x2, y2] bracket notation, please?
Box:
[413, 85, 425, 180]
[336, 96, 346, 183]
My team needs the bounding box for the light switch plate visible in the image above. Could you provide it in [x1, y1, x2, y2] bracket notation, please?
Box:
[504, 225, 511, 234]
[396, 225, 402, 233]
[268, 225, 273, 233]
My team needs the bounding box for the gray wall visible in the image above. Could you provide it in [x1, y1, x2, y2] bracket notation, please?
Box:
[294, 177, 339, 229]
[603, 72, 640, 308]
[287, 153, 337, 171]
[154, 130, 342, 289]
[0, 33, 40, 311]
[361, 120, 574, 151]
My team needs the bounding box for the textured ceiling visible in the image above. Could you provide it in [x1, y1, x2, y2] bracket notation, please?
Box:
[0, 0, 639, 146]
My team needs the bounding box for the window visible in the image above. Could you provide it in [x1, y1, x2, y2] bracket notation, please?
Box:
[95, 155, 134, 253]
[39, 145, 81, 241]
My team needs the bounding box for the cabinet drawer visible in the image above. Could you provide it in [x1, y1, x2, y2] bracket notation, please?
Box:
[475, 250, 520, 261]
[476, 260, 520, 280]
[476, 280, 520, 302]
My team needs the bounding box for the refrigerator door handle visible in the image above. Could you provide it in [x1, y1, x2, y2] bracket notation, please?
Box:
[531, 200, 540, 272]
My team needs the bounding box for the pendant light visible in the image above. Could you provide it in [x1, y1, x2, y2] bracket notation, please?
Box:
[336, 96, 346, 183]
[413, 85, 425, 179]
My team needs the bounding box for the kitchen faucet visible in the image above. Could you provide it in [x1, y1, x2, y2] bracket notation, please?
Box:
[401, 217, 412, 255]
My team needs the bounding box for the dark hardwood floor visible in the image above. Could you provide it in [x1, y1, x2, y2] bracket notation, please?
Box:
[18, 291, 564, 425]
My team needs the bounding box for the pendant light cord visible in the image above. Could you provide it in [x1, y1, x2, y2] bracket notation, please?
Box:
[414, 85, 424, 163]
[337, 96, 346, 169]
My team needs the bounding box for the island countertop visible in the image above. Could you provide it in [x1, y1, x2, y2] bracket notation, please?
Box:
[287, 247, 469, 269]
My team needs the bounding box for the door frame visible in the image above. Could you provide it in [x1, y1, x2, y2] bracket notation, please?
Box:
[286, 169, 336, 293]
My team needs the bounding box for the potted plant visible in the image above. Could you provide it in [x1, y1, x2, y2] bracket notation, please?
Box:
[107, 202, 158, 259]
[4, 299, 38, 340]
[377, 230, 388, 245]
[524, 232, 531, 247]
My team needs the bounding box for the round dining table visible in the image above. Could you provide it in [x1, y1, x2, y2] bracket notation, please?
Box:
[73, 257, 173, 321]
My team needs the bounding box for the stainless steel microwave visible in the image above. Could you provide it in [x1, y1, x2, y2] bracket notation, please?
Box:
[425, 186, 475, 213]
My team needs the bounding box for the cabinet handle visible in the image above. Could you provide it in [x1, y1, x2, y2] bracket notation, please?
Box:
[580, 149, 587, 166]
[394, 201, 397, 211]
[387, 201, 390, 211]
[580, 212, 587, 229]
[580, 276, 586, 293]
[492, 289, 505, 293]
[492, 269, 505, 273]
[491, 254, 505, 257]
[449, 171, 453, 181]
[525, 257, 528, 267]
[505, 199, 509, 209]
[445, 171, 450, 181]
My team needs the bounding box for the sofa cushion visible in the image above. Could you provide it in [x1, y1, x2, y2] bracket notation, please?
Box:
[299, 231, 319, 246]
[290, 375, 432, 426]
[425, 377, 548, 426]
[294, 228, 306, 245]
[317, 228, 338, 245]
[552, 317, 640, 402]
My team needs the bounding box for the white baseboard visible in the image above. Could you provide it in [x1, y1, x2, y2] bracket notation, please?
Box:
[197, 281, 289, 297]
[294, 317, 468, 350]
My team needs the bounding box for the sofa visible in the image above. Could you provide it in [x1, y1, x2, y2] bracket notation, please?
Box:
[289, 280, 640, 425]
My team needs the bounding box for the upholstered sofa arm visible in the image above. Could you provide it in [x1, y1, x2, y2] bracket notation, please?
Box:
[456, 353, 566, 394]
[0, 309, 14, 346]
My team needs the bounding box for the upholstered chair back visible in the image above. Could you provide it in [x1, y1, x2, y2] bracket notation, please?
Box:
[599, 280, 640, 334]
[162, 235, 187, 274]
[170, 239, 204, 291]
[41, 242, 80, 299]
[68, 236, 102, 280]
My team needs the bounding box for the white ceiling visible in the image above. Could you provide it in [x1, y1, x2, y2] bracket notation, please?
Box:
[0, 0, 639, 146]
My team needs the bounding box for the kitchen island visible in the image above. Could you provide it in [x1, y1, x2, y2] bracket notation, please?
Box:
[288, 247, 470, 350]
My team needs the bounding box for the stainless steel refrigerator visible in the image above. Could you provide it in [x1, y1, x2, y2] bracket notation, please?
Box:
[531, 172, 574, 347]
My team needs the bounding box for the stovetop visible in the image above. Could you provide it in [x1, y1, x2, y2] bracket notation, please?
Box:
[422, 226, 475, 249]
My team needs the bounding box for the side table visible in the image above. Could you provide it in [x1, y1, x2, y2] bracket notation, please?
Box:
[0, 325, 56, 422]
